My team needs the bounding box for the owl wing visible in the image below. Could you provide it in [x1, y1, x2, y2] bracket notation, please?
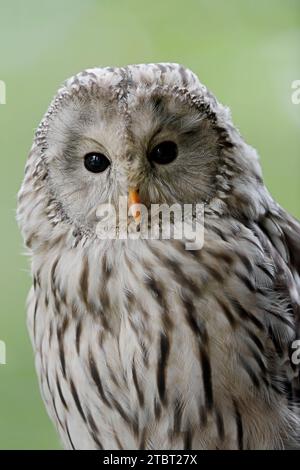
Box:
[252, 206, 300, 411]
[276, 208, 300, 294]
[256, 207, 300, 324]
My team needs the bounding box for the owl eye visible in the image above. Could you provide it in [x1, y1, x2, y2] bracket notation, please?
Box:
[84, 152, 110, 173]
[148, 141, 178, 165]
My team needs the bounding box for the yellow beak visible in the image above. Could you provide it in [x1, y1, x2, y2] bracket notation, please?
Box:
[128, 188, 141, 223]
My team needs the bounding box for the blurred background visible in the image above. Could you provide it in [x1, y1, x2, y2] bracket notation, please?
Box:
[0, 0, 299, 449]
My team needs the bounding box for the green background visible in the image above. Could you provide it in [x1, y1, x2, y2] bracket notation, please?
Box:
[0, 0, 299, 449]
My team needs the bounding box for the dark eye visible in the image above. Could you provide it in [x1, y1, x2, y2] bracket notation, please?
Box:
[84, 152, 110, 173]
[148, 141, 178, 165]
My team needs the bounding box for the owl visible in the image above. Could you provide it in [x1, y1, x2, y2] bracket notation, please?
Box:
[17, 63, 300, 450]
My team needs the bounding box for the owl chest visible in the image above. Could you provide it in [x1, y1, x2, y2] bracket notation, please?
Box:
[30, 242, 285, 449]
[34, 242, 239, 406]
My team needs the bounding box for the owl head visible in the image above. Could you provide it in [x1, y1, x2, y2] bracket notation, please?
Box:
[17, 63, 269, 249]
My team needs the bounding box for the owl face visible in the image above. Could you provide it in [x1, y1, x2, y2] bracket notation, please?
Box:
[39, 64, 226, 234]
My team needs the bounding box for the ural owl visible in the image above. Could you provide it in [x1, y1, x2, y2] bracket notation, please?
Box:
[17, 63, 300, 450]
